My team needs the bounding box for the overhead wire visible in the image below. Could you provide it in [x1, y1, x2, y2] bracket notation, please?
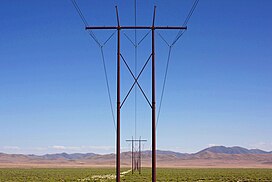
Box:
[138, 30, 151, 46]
[171, 0, 199, 46]
[102, 30, 117, 47]
[71, 0, 101, 46]
[120, 0, 140, 139]
[123, 32, 136, 47]
[157, 31, 170, 47]
[124, 30, 151, 47]
[71, 0, 88, 26]
[156, 0, 200, 129]
[171, 30, 186, 47]
[100, 47, 117, 130]
[71, 0, 117, 132]
[156, 46, 172, 129]
[183, 0, 199, 26]
[134, 0, 138, 140]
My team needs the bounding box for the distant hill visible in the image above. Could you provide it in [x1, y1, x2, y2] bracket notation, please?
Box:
[196, 146, 271, 155]
[37, 153, 97, 160]
[141, 150, 189, 158]
[1, 146, 272, 168]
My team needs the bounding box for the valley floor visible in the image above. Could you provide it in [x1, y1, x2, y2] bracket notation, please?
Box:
[0, 168, 272, 182]
[1, 159, 272, 169]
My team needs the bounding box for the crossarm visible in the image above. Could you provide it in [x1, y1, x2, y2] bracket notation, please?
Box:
[85, 26, 187, 30]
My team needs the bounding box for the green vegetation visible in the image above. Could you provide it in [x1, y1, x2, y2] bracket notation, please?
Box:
[0, 168, 272, 181]
[0, 168, 116, 182]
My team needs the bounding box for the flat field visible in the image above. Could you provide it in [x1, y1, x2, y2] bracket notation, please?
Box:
[0, 168, 272, 181]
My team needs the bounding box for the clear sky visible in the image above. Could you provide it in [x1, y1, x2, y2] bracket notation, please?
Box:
[0, 0, 272, 155]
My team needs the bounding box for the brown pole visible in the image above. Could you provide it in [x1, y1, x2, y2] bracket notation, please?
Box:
[116, 27, 120, 182]
[139, 137, 141, 174]
[152, 6, 156, 182]
[132, 136, 134, 174]
[116, 6, 121, 182]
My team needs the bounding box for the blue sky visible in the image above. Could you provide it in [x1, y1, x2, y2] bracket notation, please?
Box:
[0, 0, 272, 154]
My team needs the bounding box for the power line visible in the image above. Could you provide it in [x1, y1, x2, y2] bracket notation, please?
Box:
[138, 30, 151, 46]
[71, 0, 101, 46]
[100, 47, 117, 131]
[157, 31, 170, 47]
[71, 0, 88, 26]
[71, 0, 117, 131]
[171, 30, 186, 46]
[156, 46, 172, 129]
[156, 0, 199, 129]
[102, 30, 117, 47]
[171, 0, 199, 46]
[123, 32, 136, 46]
[134, 0, 138, 140]
[183, 0, 200, 26]
[123, 30, 151, 47]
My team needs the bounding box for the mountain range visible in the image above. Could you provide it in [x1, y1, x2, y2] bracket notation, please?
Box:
[1, 146, 272, 168]
[196, 146, 272, 155]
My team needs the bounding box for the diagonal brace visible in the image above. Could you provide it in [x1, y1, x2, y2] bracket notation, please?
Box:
[120, 53, 152, 108]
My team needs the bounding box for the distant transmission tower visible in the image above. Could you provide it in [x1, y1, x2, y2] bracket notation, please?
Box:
[126, 137, 147, 174]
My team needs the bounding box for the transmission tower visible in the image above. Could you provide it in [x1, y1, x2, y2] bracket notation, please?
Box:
[126, 137, 147, 174]
[85, 6, 186, 182]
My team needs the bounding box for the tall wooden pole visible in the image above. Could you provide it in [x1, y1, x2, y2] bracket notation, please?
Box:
[132, 136, 134, 174]
[139, 136, 141, 174]
[151, 6, 156, 182]
[116, 6, 121, 182]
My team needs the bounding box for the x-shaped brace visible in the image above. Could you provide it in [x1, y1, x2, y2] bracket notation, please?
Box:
[120, 53, 152, 109]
